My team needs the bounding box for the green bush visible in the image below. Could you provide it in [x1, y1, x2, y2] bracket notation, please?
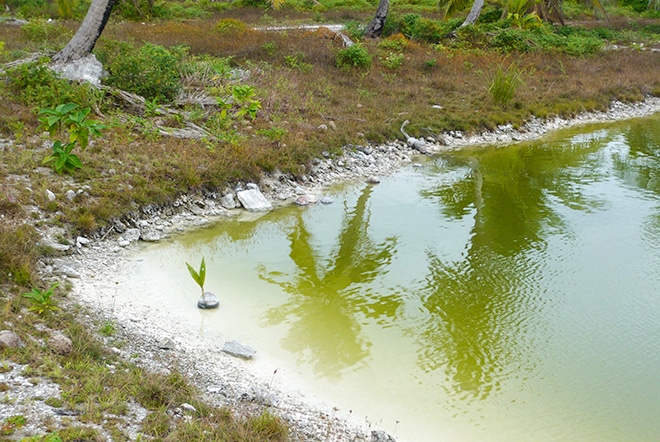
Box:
[454, 24, 490, 48]
[491, 27, 533, 52]
[391, 14, 457, 43]
[215, 18, 249, 35]
[563, 34, 603, 56]
[96, 41, 187, 102]
[378, 33, 409, 52]
[21, 19, 72, 43]
[5, 61, 101, 108]
[6, 0, 58, 18]
[336, 43, 371, 69]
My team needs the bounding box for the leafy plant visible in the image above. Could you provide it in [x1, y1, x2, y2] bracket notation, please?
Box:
[506, 0, 543, 29]
[336, 43, 372, 69]
[232, 85, 262, 120]
[43, 140, 82, 174]
[38, 103, 106, 174]
[22, 282, 59, 314]
[185, 258, 206, 296]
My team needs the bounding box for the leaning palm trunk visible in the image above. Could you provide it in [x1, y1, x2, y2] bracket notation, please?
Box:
[460, 0, 485, 27]
[365, 0, 390, 38]
[53, 0, 116, 63]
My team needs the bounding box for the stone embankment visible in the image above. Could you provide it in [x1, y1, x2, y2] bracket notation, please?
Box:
[3, 97, 660, 441]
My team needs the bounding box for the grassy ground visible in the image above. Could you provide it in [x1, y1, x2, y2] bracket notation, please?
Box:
[1, 2, 660, 440]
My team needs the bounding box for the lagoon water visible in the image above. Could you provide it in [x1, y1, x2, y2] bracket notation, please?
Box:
[121, 116, 660, 441]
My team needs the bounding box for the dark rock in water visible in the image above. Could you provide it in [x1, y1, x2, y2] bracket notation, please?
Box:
[294, 196, 310, 206]
[198, 291, 219, 309]
[222, 340, 256, 359]
[367, 176, 381, 184]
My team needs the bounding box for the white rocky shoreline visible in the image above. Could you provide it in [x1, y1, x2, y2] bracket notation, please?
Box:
[3, 96, 660, 442]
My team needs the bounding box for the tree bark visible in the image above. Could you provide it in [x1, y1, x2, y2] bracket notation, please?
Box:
[460, 0, 485, 27]
[52, 0, 116, 63]
[364, 0, 389, 38]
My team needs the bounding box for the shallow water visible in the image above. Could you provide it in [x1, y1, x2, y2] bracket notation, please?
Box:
[122, 115, 660, 441]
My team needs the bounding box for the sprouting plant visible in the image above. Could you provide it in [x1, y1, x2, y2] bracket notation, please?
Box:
[99, 320, 117, 336]
[185, 258, 206, 296]
[22, 282, 59, 314]
[144, 98, 160, 117]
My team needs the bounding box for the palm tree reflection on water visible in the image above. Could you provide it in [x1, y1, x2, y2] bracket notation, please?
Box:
[259, 185, 401, 380]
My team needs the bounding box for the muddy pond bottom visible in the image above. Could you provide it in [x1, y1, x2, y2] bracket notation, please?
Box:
[119, 117, 660, 441]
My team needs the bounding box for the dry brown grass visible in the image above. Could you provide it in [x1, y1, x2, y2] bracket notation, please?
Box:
[0, 16, 658, 242]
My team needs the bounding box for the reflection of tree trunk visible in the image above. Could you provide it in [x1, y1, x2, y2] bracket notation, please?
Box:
[469, 158, 484, 231]
[460, 0, 485, 27]
[365, 0, 389, 38]
[52, 0, 116, 63]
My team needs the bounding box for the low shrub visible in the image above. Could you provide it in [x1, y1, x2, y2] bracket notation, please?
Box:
[392, 13, 458, 43]
[21, 19, 72, 43]
[96, 41, 187, 102]
[215, 18, 249, 35]
[5, 61, 101, 108]
[336, 43, 371, 69]
[491, 27, 534, 52]
[378, 33, 409, 52]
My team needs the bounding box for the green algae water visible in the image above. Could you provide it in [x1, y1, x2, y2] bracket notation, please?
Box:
[124, 116, 660, 441]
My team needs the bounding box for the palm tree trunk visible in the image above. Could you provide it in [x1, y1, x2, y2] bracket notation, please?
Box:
[460, 0, 485, 27]
[365, 0, 389, 38]
[52, 0, 116, 63]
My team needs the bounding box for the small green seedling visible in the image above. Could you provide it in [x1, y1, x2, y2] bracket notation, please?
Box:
[22, 282, 59, 314]
[185, 258, 206, 296]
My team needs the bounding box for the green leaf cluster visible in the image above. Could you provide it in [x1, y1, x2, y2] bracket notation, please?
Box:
[38, 102, 107, 174]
